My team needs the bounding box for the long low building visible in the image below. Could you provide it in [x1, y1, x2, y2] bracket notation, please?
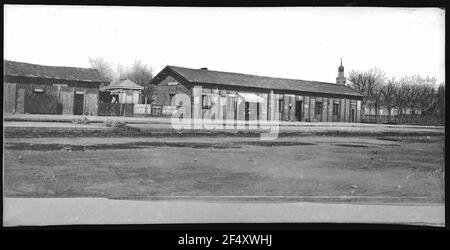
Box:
[150, 62, 363, 122]
[4, 60, 108, 115]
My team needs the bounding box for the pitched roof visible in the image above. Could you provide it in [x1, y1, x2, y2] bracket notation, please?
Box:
[162, 65, 362, 97]
[104, 79, 143, 90]
[4, 60, 108, 83]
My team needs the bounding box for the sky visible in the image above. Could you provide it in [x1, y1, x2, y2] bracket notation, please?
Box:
[4, 6, 446, 83]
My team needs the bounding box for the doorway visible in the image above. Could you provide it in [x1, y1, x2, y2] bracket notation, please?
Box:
[73, 93, 84, 115]
[350, 109, 355, 123]
[24, 89, 58, 114]
[244, 102, 250, 121]
[295, 101, 302, 121]
[256, 103, 260, 120]
[278, 99, 283, 121]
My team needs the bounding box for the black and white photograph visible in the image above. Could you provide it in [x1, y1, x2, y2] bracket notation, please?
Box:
[2, 5, 445, 231]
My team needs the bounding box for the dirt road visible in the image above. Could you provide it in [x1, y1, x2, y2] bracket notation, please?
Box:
[4, 135, 445, 203]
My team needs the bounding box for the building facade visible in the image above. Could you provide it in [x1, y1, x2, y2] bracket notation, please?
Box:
[3, 60, 108, 115]
[150, 63, 363, 122]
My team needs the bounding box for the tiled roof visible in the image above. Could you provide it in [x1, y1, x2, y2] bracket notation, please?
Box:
[164, 65, 362, 97]
[4, 60, 108, 83]
[104, 79, 143, 90]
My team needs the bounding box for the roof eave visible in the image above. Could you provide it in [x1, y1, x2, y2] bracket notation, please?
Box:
[149, 66, 191, 86]
[4, 74, 106, 83]
[190, 80, 363, 98]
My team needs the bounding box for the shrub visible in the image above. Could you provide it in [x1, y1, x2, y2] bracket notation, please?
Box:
[72, 116, 90, 124]
[103, 119, 127, 128]
[112, 125, 141, 134]
[103, 119, 113, 127]
[112, 120, 127, 128]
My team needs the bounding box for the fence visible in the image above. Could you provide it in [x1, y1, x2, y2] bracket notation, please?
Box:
[98, 103, 135, 117]
[98, 103, 177, 118]
[133, 104, 152, 116]
[362, 114, 443, 126]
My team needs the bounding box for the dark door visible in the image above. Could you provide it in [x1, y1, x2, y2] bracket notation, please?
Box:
[350, 109, 355, 123]
[73, 93, 84, 115]
[24, 90, 58, 114]
[244, 102, 250, 121]
[233, 98, 238, 120]
[256, 103, 260, 120]
[295, 101, 302, 121]
[332, 103, 340, 122]
[278, 99, 283, 121]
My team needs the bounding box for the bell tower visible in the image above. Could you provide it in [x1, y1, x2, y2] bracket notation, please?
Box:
[336, 58, 346, 85]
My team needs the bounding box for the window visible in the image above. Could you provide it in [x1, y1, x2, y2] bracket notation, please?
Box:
[202, 95, 211, 109]
[278, 99, 283, 112]
[315, 102, 323, 115]
[333, 103, 340, 115]
[169, 94, 175, 106]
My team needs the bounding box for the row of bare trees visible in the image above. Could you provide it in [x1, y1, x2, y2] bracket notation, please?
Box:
[88, 57, 154, 86]
[88, 57, 155, 103]
[347, 68, 445, 123]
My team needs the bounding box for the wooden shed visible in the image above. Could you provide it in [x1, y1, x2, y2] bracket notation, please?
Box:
[3, 60, 109, 115]
[102, 78, 144, 104]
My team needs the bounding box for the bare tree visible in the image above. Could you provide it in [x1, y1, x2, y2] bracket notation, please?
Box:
[393, 77, 410, 116]
[400, 75, 437, 124]
[116, 63, 126, 80]
[408, 81, 422, 120]
[437, 82, 445, 124]
[371, 84, 384, 120]
[89, 58, 154, 85]
[416, 76, 437, 115]
[88, 57, 115, 82]
[143, 85, 156, 104]
[347, 70, 370, 108]
[347, 67, 386, 120]
[120, 60, 154, 86]
[380, 77, 397, 121]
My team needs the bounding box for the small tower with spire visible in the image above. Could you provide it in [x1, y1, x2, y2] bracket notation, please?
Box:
[336, 58, 346, 85]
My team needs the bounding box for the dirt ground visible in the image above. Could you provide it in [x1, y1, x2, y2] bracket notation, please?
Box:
[3, 135, 445, 203]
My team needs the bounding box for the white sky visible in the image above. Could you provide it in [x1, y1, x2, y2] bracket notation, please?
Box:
[4, 5, 445, 83]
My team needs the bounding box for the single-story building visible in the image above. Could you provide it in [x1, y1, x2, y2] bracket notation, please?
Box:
[149, 62, 363, 122]
[102, 78, 144, 104]
[3, 60, 108, 115]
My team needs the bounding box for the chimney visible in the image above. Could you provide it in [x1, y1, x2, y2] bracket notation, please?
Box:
[200, 67, 208, 70]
